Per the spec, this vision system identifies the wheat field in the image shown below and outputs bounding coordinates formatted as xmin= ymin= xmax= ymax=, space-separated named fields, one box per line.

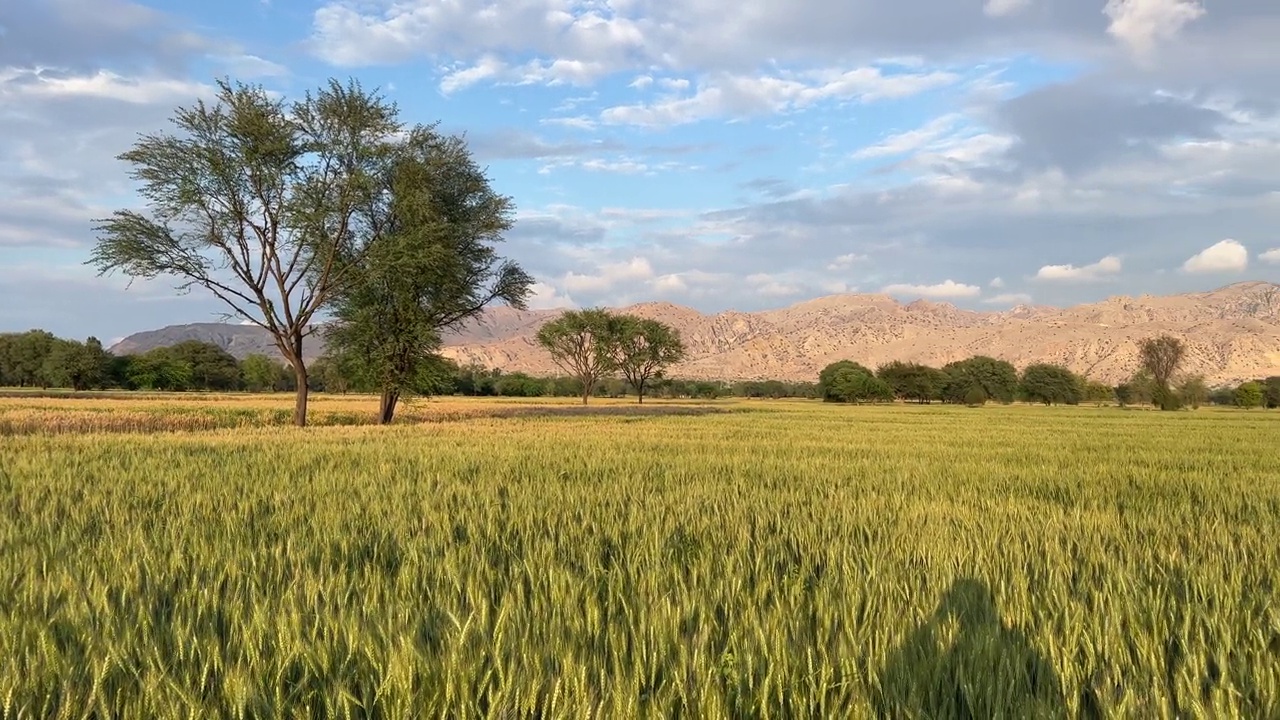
xmin=1 ymin=395 xmax=1278 ymax=718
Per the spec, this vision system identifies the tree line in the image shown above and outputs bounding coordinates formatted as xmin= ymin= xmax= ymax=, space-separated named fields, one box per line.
xmin=0 ymin=326 xmax=810 ymax=400
xmin=815 ymin=335 xmax=1280 ymax=410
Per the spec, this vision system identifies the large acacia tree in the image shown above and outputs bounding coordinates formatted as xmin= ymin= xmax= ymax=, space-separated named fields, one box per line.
xmin=535 ymin=309 xmax=618 ymax=405
xmin=322 ymin=125 xmax=532 ymax=424
xmin=88 ymin=78 xmax=401 ymax=426
xmin=609 ymin=315 xmax=685 ymax=403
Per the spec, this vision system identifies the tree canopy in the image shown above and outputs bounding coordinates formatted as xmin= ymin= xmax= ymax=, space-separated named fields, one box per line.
xmin=321 ymin=125 xmax=532 ymax=424
xmin=535 ymin=309 xmax=619 ymax=405
xmin=609 ymin=316 xmax=686 ymax=403
xmin=88 ymin=78 xmax=405 ymax=426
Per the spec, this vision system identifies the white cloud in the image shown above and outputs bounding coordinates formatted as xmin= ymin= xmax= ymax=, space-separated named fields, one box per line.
xmin=0 ymin=68 xmax=211 ymax=105
xmin=852 ymin=114 xmax=959 ymax=159
xmin=562 ymin=257 xmax=655 ymax=294
xmin=1182 ymin=239 xmax=1248 ymax=274
xmin=628 ymin=75 xmax=653 ymax=90
xmin=989 ymin=277 xmax=1006 ymax=288
xmin=882 ymin=280 xmax=981 ymax=299
xmin=526 ymin=282 xmax=576 ymax=310
xmin=1035 ymin=255 xmax=1123 ymax=282
xmin=600 ymin=67 xmax=957 ymax=127
xmin=1103 ymin=0 xmax=1206 ymax=59
xmin=826 ymin=253 xmax=868 ymax=271
xmin=982 ymin=292 xmax=1033 ymax=305
xmin=1260 ymin=248 xmax=1280 ymax=265
xmin=984 ymin=0 xmax=1032 ymax=17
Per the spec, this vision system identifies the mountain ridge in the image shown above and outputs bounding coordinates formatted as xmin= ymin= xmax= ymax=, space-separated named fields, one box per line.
xmin=107 ymin=281 xmax=1280 ymax=386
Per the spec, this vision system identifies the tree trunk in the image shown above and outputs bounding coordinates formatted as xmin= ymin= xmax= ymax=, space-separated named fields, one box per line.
xmin=581 ymin=382 xmax=590 ymax=405
xmin=379 ymin=389 xmax=399 ymax=425
xmin=292 ymin=363 xmax=309 ymax=427
xmin=637 ymin=380 xmax=644 ymax=404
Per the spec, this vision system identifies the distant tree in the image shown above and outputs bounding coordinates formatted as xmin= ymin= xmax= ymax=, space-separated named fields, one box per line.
xmin=38 ymin=337 xmax=110 ymax=390
xmin=1208 ymin=386 xmax=1237 ymax=406
xmin=818 ymin=360 xmax=874 ymax=402
xmin=829 ymin=366 xmax=894 ymax=404
xmin=877 ymin=361 xmax=945 ymax=403
xmin=128 ymin=349 xmax=194 ymax=391
xmin=0 ymin=330 xmax=57 ymax=387
xmin=535 ymin=308 xmax=618 ymax=405
xmin=941 ymin=356 xmax=1018 ymax=404
xmin=1138 ymin=335 xmax=1186 ymax=411
xmin=240 ymin=354 xmax=282 ymax=392
xmin=321 ymin=125 xmax=532 ymax=424
xmin=1262 ymin=376 xmax=1280 ymax=409
xmin=609 ymin=315 xmax=686 ymax=403
xmin=88 ymin=79 xmax=406 ymax=427
xmin=1235 ymin=381 xmax=1264 ymax=409
xmin=1083 ymin=381 xmax=1115 ymax=405
xmin=165 ymin=341 xmax=241 ymax=391
xmin=1176 ymin=376 xmax=1209 ymax=409
xmin=1019 ymin=364 xmax=1082 ymax=405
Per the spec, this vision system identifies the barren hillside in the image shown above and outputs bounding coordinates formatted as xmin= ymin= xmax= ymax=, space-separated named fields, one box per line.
xmin=111 ymin=281 xmax=1280 ymax=386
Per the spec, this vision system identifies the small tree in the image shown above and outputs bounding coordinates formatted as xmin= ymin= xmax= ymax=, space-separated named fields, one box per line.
xmin=535 ymin=309 xmax=617 ymax=404
xmin=1177 ymin=376 xmax=1209 ymax=409
xmin=1138 ymin=335 xmax=1186 ymax=410
xmin=88 ymin=78 xmax=403 ymax=426
xmin=1235 ymin=381 xmax=1264 ymax=409
xmin=240 ymin=354 xmax=281 ymax=392
xmin=610 ymin=315 xmax=686 ymax=403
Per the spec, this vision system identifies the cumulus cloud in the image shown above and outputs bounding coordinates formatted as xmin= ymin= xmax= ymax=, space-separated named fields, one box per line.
xmin=1182 ymin=239 xmax=1249 ymax=274
xmin=1104 ymin=0 xmax=1206 ymax=59
xmin=525 ymin=282 xmax=576 ymax=309
xmin=1260 ymin=248 xmax=1280 ymax=265
xmin=601 ymin=67 xmax=958 ymax=127
xmin=562 ymin=257 xmax=655 ymax=294
xmin=1035 ymin=255 xmax=1123 ymax=282
xmin=989 ymin=277 xmax=1006 ymax=288
xmin=882 ymin=280 xmax=981 ymax=299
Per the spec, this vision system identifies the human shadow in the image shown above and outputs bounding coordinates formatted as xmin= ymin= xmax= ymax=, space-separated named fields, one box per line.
xmin=874 ymin=578 xmax=1068 ymax=719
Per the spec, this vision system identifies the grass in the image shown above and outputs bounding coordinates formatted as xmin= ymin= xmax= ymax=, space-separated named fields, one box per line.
xmin=1 ymin=398 xmax=1278 ymax=717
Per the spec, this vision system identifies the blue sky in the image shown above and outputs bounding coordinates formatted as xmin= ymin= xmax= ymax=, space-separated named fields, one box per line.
xmin=2 ymin=0 xmax=1279 ymax=344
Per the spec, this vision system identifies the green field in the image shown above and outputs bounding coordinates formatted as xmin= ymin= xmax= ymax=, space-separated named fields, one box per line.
xmin=2 ymin=397 xmax=1279 ymax=717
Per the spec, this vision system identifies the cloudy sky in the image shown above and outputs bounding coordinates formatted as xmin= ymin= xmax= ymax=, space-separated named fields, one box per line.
xmin=2 ymin=0 xmax=1279 ymax=343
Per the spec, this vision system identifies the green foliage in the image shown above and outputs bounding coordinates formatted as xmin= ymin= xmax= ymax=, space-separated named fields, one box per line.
xmin=321 ymin=124 xmax=532 ymax=424
xmin=1235 ymin=381 xmax=1264 ymax=409
xmin=1019 ymin=363 xmax=1082 ymax=405
xmin=1083 ymin=381 xmax=1115 ymax=405
xmin=817 ymin=360 xmax=874 ymax=402
xmin=87 ymin=77 xmax=405 ymax=426
xmin=941 ymin=356 xmax=1018 ymax=404
xmin=5 ymin=403 xmax=1280 ymax=715
xmin=239 ymin=354 xmax=284 ymax=392
xmin=1263 ymin=377 xmax=1280 ymax=409
xmin=828 ymin=366 xmax=894 ymax=404
xmin=0 ymin=330 xmax=57 ymax=387
xmin=165 ymin=341 xmax=241 ymax=391
xmin=964 ymin=385 xmax=988 ymax=407
xmin=876 ymin=361 xmax=946 ymax=403
xmin=1177 ymin=376 xmax=1209 ymax=409
xmin=608 ymin=315 xmax=686 ymax=403
xmin=535 ymin=308 xmax=619 ymax=404
xmin=126 ymin=349 xmax=195 ymax=391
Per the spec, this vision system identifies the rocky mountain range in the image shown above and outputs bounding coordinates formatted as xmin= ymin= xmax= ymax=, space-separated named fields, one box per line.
xmin=108 ymin=281 xmax=1280 ymax=386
